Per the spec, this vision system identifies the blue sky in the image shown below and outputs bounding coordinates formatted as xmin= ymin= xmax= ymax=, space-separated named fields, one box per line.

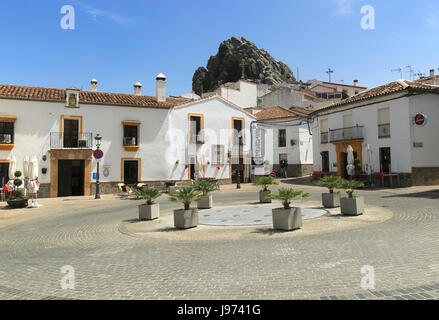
xmin=1 ymin=0 xmax=438 ymax=96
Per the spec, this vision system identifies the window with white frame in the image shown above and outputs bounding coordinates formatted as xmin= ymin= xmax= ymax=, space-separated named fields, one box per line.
xmin=378 ymin=108 xmax=390 ymax=138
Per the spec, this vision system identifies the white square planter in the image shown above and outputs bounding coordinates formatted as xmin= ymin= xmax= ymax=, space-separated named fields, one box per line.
xmin=272 ymin=207 xmax=303 ymax=231
xmin=138 ymin=203 xmax=160 ymax=221
xmin=198 ymin=195 xmax=213 ymax=209
xmin=322 ymin=193 xmax=341 ymax=208
xmin=340 ymin=197 xmax=364 ymax=216
xmin=174 ymin=208 xmax=199 ymax=229
xmin=259 ymin=190 xmax=272 ymax=203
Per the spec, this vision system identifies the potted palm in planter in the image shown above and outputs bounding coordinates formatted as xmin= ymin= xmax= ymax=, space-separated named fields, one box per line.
xmin=169 ymin=187 xmax=204 ymax=229
xmin=194 ymin=180 xmax=217 ymax=209
xmin=136 ymin=187 xmax=161 ymax=220
xmin=7 ymin=171 xmax=29 ymax=209
xmin=253 ymin=176 xmax=278 ymax=203
xmin=314 ymin=176 xmax=343 ymax=208
xmin=340 ymin=179 xmax=365 ymax=216
xmin=267 ymin=188 xmax=310 ymax=231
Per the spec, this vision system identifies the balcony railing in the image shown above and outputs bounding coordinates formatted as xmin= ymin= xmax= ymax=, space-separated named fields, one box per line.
xmin=0 ymin=133 xmax=13 ymax=144
xmin=378 ymin=124 xmax=391 ymax=138
xmin=123 ymin=137 xmax=138 ymax=146
xmin=50 ymin=132 xmax=93 ymax=149
xmin=329 ymin=125 xmax=364 ymax=142
xmin=321 ymin=132 xmax=329 ymax=144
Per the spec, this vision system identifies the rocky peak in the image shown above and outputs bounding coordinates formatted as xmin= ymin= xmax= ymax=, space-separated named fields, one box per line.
xmin=192 ymin=37 xmax=295 ymax=95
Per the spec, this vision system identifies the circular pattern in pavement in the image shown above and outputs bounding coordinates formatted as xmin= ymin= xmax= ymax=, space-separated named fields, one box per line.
xmin=198 ymin=204 xmax=328 ymax=226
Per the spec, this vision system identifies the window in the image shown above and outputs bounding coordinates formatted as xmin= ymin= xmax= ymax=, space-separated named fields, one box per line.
xmin=0 ymin=122 xmax=14 ymax=144
xmin=123 ymin=125 xmax=139 ymax=146
xmin=378 ymin=108 xmax=390 ymax=138
xmin=278 ymin=129 xmax=286 ymax=148
xmin=190 ymin=115 xmax=204 ymax=144
xmin=0 ymin=162 xmax=9 ymax=185
xmin=212 ymin=145 xmax=225 ymax=165
xmin=233 ymin=119 xmax=244 ymax=145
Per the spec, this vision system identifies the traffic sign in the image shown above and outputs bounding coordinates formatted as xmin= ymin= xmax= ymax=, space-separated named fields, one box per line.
xmin=93 ymin=149 xmax=104 ymax=160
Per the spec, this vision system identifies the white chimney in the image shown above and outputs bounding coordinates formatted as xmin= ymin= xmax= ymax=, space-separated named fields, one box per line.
xmin=430 ymin=69 xmax=435 ymax=77
xmin=156 ymin=73 xmax=167 ymax=103
xmin=134 ymin=82 xmax=142 ymax=96
xmin=353 ymin=80 xmax=359 ymax=87
xmin=91 ymin=79 xmax=98 ymax=92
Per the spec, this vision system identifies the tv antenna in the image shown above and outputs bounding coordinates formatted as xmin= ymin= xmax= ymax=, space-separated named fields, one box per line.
xmin=391 ymin=67 xmax=402 ymax=79
xmin=405 ymin=65 xmax=414 ymax=80
xmin=325 ymin=68 xmax=334 ymax=83
xmin=415 ymin=72 xmax=425 ymax=79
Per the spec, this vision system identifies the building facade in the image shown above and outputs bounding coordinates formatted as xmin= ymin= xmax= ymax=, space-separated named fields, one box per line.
xmin=310 ymin=80 xmax=439 ymax=186
xmin=0 ymin=75 xmax=255 ymax=198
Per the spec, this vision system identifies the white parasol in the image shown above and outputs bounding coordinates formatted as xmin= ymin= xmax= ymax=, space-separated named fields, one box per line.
xmin=366 ymin=144 xmax=372 ymax=175
xmin=29 ymin=156 xmax=39 ymax=180
xmin=23 ymin=156 xmax=30 ymax=179
xmin=346 ymin=145 xmax=355 ymax=177
xmin=195 ymin=154 xmax=203 ymax=180
xmin=8 ymin=155 xmax=16 ymax=180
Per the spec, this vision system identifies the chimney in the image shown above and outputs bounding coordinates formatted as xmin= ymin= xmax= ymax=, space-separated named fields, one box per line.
xmin=156 ymin=73 xmax=167 ymax=103
xmin=353 ymin=80 xmax=359 ymax=87
xmin=430 ymin=69 xmax=435 ymax=77
xmin=91 ymin=79 xmax=98 ymax=92
xmin=134 ymin=82 xmax=142 ymax=96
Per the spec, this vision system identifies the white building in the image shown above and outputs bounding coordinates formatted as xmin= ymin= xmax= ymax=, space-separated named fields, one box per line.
xmin=310 ymin=79 xmax=439 ymax=186
xmin=0 ymin=75 xmax=255 ymax=198
xmin=252 ymin=106 xmax=314 ymax=178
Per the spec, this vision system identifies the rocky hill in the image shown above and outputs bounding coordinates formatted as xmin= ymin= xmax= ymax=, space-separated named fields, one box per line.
xmin=192 ymin=37 xmax=295 ymax=95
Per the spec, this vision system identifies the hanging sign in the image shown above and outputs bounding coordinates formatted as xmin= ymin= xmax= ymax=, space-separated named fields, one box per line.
xmin=93 ymin=149 xmax=104 ymax=160
xmin=414 ymin=113 xmax=427 ymax=126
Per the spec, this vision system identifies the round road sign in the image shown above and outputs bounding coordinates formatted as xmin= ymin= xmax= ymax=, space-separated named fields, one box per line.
xmin=93 ymin=149 xmax=104 ymax=160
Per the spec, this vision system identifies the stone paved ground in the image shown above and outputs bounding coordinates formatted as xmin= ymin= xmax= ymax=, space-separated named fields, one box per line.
xmin=0 ymin=180 xmax=438 ymax=300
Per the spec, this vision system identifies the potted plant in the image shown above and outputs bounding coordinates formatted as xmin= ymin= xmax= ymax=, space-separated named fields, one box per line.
xmin=340 ymin=179 xmax=365 ymax=216
xmin=194 ymin=180 xmax=217 ymax=209
xmin=314 ymin=176 xmax=343 ymax=208
xmin=267 ymin=188 xmax=310 ymax=231
xmin=136 ymin=187 xmax=161 ymax=220
xmin=169 ymin=187 xmax=204 ymax=229
xmin=253 ymin=176 xmax=278 ymax=203
xmin=7 ymin=171 xmax=29 ymax=209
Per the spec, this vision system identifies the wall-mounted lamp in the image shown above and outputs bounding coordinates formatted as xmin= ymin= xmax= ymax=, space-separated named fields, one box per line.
xmin=175 ymin=160 xmax=180 ymax=165
xmin=42 ymin=168 xmax=48 ymax=175
xmin=42 ymin=155 xmax=47 ymax=162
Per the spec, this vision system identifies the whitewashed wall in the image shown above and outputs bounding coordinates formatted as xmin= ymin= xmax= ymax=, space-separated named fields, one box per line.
xmin=216 ymin=81 xmax=258 ymax=108
xmin=312 ymin=94 xmax=412 ymax=174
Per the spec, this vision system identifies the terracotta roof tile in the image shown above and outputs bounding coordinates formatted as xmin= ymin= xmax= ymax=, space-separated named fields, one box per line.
xmin=0 ymin=84 xmax=192 ymax=108
xmin=310 ymin=80 xmax=439 ymax=115
xmin=256 ymin=107 xmax=298 ymax=121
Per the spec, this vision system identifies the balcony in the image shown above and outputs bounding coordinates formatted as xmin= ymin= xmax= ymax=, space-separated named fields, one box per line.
xmin=321 ymin=132 xmax=329 ymax=144
xmin=329 ymin=125 xmax=364 ymax=143
xmin=50 ymin=132 xmax=93 ymax=149
xmin=378 ymin=124 xmax=391 ymax=138
xmin=123 ymin=137 xmax=140 ymax=152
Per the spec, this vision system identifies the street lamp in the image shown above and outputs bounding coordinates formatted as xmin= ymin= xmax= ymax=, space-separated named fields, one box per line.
xmin=237 ymin=135 xmax=242 ymax=189
xmin=95 ymin=134 xmax=102 ymax=199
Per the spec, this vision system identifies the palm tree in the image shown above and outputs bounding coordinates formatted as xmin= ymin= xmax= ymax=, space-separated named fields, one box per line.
xmin=253 ymin=176 xmax=278 ymax=192
xmin=314 ymin=176 xmax=343 ymax=194
xmin=169 ymin=187 xmax=204 ymax=210
xmin=340 ymin=179 xmax=364 ymax=198
xmin=193 ymin=180 xmax=217 ymax=196
xmin=136 ymin=187 xmax=161 ymax=205
xmin=267 ymin=188 xmax=310 ymax=209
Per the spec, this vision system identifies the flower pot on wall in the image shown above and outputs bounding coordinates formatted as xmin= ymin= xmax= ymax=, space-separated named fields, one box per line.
xmin=272 ymin=207 xmax=303 ymax=231
xmin=138 ymin=203 xmax=160 ymax=221
xmin=174 ymin=208 xmax=199 ymax=229
xmin=197 ymin=195 xmax=213 ymax=209
xmin=259 ymin=190 xmax=272 ymax=203
xmin=322 ymin=193 xmax=341 ymax=208
xmin=340 ymin=197 xmax=364 ymax=216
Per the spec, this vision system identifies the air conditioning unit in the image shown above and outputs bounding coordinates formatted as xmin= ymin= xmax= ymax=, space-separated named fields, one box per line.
xmin=124 ymin=137 xmax=136 ymax=146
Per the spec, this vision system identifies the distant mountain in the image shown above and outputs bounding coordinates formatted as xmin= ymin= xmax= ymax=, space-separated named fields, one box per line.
xmin=192 ymin=37 xmax=295 ymax=95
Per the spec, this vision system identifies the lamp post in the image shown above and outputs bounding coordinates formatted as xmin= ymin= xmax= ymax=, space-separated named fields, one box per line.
xmin=95 ymin=134 xmax=102 ymax=199
xmin=237 ymin=135 xmax=242 ymax=189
